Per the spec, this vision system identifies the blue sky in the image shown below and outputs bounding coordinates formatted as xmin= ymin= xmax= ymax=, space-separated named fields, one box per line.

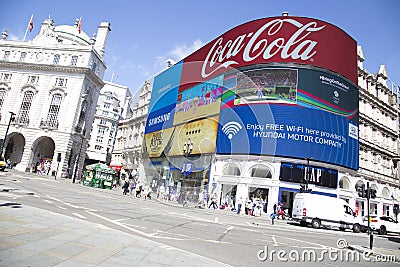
xmin=1 ymin=0 xmax=399 ymax=98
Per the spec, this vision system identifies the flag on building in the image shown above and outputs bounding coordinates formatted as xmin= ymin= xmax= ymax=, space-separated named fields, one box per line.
xmin=28 ymin=15 xmax=34 ymax=32
xmin=78 ymin=17 xmax=82 ymax=34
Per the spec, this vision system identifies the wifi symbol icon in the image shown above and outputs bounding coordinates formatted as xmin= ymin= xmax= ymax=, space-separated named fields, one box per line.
xmin=222 ymin=121 xmax=242 ymax=140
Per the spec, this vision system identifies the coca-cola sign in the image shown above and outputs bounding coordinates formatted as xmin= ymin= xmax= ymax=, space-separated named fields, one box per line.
xmin=180 ymin=16 xmax=357 ymax=92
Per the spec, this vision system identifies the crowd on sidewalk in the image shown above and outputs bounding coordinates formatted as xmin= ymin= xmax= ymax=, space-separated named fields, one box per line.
xmin=111 ymin=179 xmax=290 ymax=222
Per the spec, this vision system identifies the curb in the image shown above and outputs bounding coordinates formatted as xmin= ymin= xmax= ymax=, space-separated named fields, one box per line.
xmin=348 ymin=245 xmax=400 ymax=262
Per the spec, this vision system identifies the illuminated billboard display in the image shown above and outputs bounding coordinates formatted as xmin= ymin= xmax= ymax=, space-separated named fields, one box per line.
xmin=216 ymin=66 xmax=359 ymax=169
xmin=180 ymin=16 xmax=357 ymax=92
xmin=144 ymin=15 xmax=358 ymax=170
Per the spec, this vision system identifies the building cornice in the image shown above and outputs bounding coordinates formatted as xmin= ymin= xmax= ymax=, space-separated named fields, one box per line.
xmin=0 ymin=61 xmax=104 ymax=87
xmin=359 ymin=114 xmax=398 ymax=138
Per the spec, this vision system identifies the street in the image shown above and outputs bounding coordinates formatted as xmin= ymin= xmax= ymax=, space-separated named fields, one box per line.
xmin=1 ymin=169 xmax=399 ymax=266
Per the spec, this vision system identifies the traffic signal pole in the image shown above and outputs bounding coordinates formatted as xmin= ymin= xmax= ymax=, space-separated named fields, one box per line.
xmin=366 ymin=181 xmax=373 ymax=250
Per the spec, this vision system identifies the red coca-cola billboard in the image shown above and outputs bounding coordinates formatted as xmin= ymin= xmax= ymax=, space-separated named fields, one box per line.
xmin=180 ymin=16 xmax=357 ymax=92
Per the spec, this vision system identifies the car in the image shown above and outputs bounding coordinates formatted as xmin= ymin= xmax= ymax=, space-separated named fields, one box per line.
xmin=364 ymin=215 xmax=400 ymax=235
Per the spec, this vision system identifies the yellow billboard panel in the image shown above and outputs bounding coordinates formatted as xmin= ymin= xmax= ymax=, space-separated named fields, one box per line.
xmin=168 ymin=116 xmax=219 ymax=156
xmin=144 ymin=128 xmax=174 ymax=158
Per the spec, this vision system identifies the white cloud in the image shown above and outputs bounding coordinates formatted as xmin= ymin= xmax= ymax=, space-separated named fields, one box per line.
xmin=168 ymin=39 xmax=204 ymax=61
xmin=153 ymin=38 xmax=204 ymax=71
xmin=7 ymin=33 xmax=22 ymax=41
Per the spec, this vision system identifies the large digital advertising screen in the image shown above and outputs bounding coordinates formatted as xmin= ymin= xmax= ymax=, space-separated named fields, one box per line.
xmin=180 ymin=16 xmax=357 ymax=92
xmin=216 ymin=66 xmax=359 ymax=169
xmin=143 ymin=15 xmax=359 ymax=170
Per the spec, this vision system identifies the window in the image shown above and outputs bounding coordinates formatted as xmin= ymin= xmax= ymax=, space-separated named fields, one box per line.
xmin=91 ymin=62 xmax=97 ymax=72
xmin=251 ymin=165 xmax=272 ymax=178
xmin=45 ymin=93 xmax=62 ymax=127
xmin=96 ymin=136 xmax=103 ymax=143
xmin=3 ymin=51 xmax=10 ymax=60
xmin=27 ymin=75 xmax=39 ymax=84
xmin=100 ymin=119 xmax=107 ymax=125
xmin=0 ymin=73 xmax=12 ymax=82
xmin=20 ymin=52 xmax=27 ymax=62
xmin=106 ymin=95 xmax=111 ymax=100
xmin=102 ymin=111 xmax=109 ymax=116
xmin=17 ymin=90 xmax=34 ymax=124
xmin=98 ymin=127 xmax=105 ymax=134
xmin=55 ymin=78 xmax=67 ymax=87
xmin=53 ymin=54 xmax=60 ymax=64
xmin=104 ymin=103 xmax=110 ymax=109
xmin=223 ymin=164 xmax=241 ymax=176
xmin=70 ymin=55 xmax=78 ymax=66
xmin=95 ymin=145 xmax=102 ymax=150
xmin=0 ymin=89 xmax=6 ymax=111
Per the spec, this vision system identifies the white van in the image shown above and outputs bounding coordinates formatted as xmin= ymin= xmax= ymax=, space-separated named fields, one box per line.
xmin=292 ymin=193 xmax=365 ymax=233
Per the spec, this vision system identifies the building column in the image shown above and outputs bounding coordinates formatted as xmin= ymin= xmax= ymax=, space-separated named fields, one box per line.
xmin=14 ymin=142 xmax=34 ymax=172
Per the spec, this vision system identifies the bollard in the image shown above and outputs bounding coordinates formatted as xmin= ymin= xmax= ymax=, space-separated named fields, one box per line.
xmin=369 ymin=232 xmax=373 ymax=250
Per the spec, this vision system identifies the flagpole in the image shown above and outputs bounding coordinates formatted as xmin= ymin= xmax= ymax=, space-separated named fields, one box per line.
xmin=111 ymin=70 xmax=115 ymax=83
xmin=23 ymin=14 xmax=33 ymax=42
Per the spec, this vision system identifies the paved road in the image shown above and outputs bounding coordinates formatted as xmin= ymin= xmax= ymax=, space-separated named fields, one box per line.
xmin=1 ymin=169 xmax=399 ymax=266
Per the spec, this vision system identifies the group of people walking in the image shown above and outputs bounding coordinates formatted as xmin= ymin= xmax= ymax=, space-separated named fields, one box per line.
xmin=121 ymin=179 xmax=152 ymax=199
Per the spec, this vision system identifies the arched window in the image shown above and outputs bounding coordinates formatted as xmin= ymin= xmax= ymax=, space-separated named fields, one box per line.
xmin=339 ymin=177 xmax=350 ymax=190
xmin=45 ymin=93 xmax=62 ymax=127
xmin=382 ymin=187 xmax=390 ymax=199
xmin=222 ymin=164 xmax=241 ymax=176
xmin=17 ymin=90 xmax=34 ymax=124
xmin=250 ymin=164 xmax=272 ymax=178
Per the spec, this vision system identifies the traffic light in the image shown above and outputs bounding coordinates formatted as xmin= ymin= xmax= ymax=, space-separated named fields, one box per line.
xmin=299 ymin=185 xmax=312 ymax=193
xmin=300 ymin=185 xmax=305 ymax=193
xmin=357 ymin=184 xmax=366 ymax=198
xmin=370 ymin=189 xmax=377 ymax=199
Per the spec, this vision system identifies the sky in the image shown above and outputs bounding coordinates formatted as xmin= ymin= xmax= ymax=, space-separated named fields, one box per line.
xmin=1 ymin=0 xmax=399 ymax=99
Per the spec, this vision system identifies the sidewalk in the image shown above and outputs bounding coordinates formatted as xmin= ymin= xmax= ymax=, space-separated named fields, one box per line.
xmin=0 ymin=169 xmax=230 ymax=266
xmin=0 ymin=198 xmax=230 ymax=267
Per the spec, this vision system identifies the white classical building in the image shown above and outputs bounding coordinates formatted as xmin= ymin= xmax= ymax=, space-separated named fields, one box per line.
xmin=86 ymin=81 xmax=132 ymax=164
xmin=336 ymin=46 xmax=400 ymax=217
xmin=111 ymin=80 xmax=152 ymax=179
xmin=0 ymin=18 xmax=111 ymax=180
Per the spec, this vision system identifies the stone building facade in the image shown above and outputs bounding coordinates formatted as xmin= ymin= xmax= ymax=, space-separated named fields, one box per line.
xmin=0 ymin=18 xmax=111 ymax=180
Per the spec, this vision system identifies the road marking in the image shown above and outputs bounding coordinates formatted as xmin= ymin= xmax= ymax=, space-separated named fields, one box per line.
xmin=43 ymin=199 xmax=53 ymax=203
xmin=72 ymin=212 xmax=86 ymax=219
xmin=87 ymin=211 xmax=153 ymax=237
xmin=57 ymin=206 xmax=67 ymax=210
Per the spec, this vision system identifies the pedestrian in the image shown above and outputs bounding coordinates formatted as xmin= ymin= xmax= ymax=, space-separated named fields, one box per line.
xmin=237 ymin=196 xmax=243 ymax=214
xmin=135 ymin=182 xmax=142 ymax=198
xmin=270 ymin=212 xmax=275 ymax=225
xmin=129 ymin=180 xmax=135 ymax=195
xmin=122 ymin=180 xmax=129 ymax=195
xmin=208 ymin=193 xmax=218 ymax=209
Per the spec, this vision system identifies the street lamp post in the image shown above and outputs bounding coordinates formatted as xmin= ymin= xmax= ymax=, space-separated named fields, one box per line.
xmin=0 ymin=112 xmax=16 ymax=159
xmin=180 ymin=138 xmax=193 ymax=203
xmin=303 ymin=157 xmax=311 ymax=193
xmin=72 ymin=131 xmax=85 ymax=183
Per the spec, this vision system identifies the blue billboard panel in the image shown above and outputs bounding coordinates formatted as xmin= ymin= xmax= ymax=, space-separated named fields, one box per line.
xmin=149 ymin=61 xmax=183 ymax=113
xmin=216 ymin=104 xmax=359 ymax=169
xmin=145 ymin=104 xmax=176 ymax=134
xmin=145 ymin=61 xmax=182 ymax=134
xmin=146 ymin=61 xmax=183 ymax=134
